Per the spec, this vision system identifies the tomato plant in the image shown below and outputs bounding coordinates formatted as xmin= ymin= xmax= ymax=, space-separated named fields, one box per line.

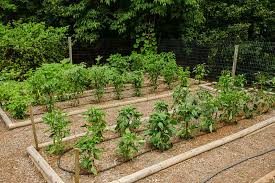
xmin=42 ymin=109 xmax=71 ymax=154
xmin=115 ymin=106 xmax=143 ymax=135
xmin=83 ymin=107 xmax=107 ymax=142
xmin=117 ymin=129 xmax=144 ymax=160
xmin=130 ymin=70 xmax=144 ymax=97
xmin=145 ymin=112 xmax=176 ymax=151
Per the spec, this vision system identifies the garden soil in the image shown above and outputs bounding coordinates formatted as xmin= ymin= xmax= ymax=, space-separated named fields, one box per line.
xmin=0 ymin=84 xmax=274 ymax=183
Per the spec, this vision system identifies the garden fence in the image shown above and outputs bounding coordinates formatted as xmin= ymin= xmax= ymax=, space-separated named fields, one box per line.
xmin=71 ymin=39 xmax=275 ymax=82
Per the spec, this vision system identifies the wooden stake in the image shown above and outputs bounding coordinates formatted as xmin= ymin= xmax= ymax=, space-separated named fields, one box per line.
xmin=232 ymin=45 xmax=239 ymax=77
xmin=68 ymin=37 xmax=73 ymax=64
xmin=30 ymin=106 xmax=39 ymax=150
xmin=74 ymin=148 xmax=80 ymax=183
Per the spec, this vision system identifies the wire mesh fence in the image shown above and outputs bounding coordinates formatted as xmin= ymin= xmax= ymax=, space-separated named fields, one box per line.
xmin=71 ymin=39 xmax=275 ymax=82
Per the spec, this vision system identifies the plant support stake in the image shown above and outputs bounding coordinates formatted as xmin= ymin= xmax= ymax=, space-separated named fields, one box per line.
xmin=74 ymin=148 xmax=80 ymax=183
xmin=232 ymin=45 xmax=239 ymax=77
xmin=30 ymin=106 xmax=39 ymax=150
xmin=68 ymin=37 xmax=73 ymax=64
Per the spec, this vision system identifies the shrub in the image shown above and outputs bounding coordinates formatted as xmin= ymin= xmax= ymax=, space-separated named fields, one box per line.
xmin=43 ymin=109 xmax=71 ymax=154
xmin=117 ymin=129 xmax=144 ymax=160
xmin=0 ymin=22 xmax=67 ymax=80
xmin=115 ymin=106 xmax=143 ymax=135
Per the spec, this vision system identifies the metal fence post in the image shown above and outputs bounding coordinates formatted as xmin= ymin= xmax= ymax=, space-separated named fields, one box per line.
xmin=232 ymin=45 xmax=239 ymax=77
xmin=68 ymin=37 xmax=73 ymax=64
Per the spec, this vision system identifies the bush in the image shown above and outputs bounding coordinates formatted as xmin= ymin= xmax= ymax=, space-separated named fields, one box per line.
xmin=0 ymin=22 xmax=67 ymax=80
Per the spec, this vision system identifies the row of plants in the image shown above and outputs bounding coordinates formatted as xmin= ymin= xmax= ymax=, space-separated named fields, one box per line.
xmin=42 ymin=72 xmax=275 ymax=175
xmin=0 ymin=51 xmax=209 ymax=120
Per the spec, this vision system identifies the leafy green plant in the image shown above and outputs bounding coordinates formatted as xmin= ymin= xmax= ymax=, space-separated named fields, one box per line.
xmin=110 ymin=70 xmax=126 ymax=99
xmin=145 ymin=112 xmax=176 ymax=151
xmin=154 ymin=100 xmax=169 ymax=113
xmin=115 ymin=106 xmax=143 ymax=135
xmin=6 ymin=95 xmax=31 ymax=119
xmin=107 ymin=54 xmax=129 ymax=74
xmin=178 ymin=67 xmax=190 ymax=87
xmin=88 ymin=65 xmax=111 ymax=101
xmin=174 ymin=94 xmax=199 ymax=139
xmin=117 ymin=129 xmax=144 ymax=160
xmin=83 ymin=107 xmax=107 ymax=142
xmin=43 ymin=109 xmax=71 ymax=155
xmin=130 ymin=70 xmax=144 ymax=97
xmin=161 ymin=53 xmax=178 ymax=89
xmin=193 ymin=63 xmax=208 ymax=83
xmin=254 ymin=71 xmax=270 ymax=90
xmin=197 ymin=91 xmax=218 ymax=133
xmin=129 ymin=52 xmax=144 ymax=71
xmin=144 ymin=54 xmax=165 ymax=91
xmin=75 ymin=135 xmax=102 ymax=174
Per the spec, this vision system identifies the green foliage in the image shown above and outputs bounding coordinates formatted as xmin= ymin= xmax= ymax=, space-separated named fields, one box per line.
xmin=115 ymin=106 xmax=143 ymax=135
xmin=88 ymin=65 xmax=111 ymax=101
xmin=27 ymin=61 xmax=74 ymax=110
xmin=144 ymin=54 xmax=165 ymax=91
xmin=130 ymin=70 xmax=144 ymax=97
xmin=0 ymin=22 xmax=67 ymax=80
xmin=174 ymin=93 xmax=199 ymax=139
xmin=75 ymin=135 xmax=102 ymax=175
xmin=128 ymin=52 xmax=144 ymax=71
xmin=154 ymin=101 xmax=169 ymax=113
xmin=0 ymin=81 xmax=31 ymax=119
xmin=254 ymin=72 xmax=270 ymax=90
xmin=145 ymin=112 xmax=175 ymax=151
xmin=43 ymin=109 xmax=71 ymax=155
xmin=117 ymin=129 xmax=144 ymax=160
xmin=177 ymin=67 xmax=191 ymax=87
xmin=110 ymin=70 xmax=126 ymax=100
xmin=83 ymin=107 xmax=107 ymax=142
xmin=107 ymin=54 xmax=130 ymax=74
xmin=198 ymin=91 xmax=218 ymax=133
xmin=193 ymin=64 xmax=208 ymax=83
xmin=161 ymin=53 xmax=178 ymax=89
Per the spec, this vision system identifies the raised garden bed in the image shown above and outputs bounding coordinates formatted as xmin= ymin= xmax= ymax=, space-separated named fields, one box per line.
xmin=27 ymin=110 xmax=275 ymax=183
xmin=1 ymin=78 xmax=202 ymax=129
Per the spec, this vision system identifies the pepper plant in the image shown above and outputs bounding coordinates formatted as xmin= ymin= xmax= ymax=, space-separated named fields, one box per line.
xmin=161 ymin=54 xmax=178 ymax=89
xmin=117 ymin=129 xmax=144 ymax=160
xmin=193 ymin=64 xmax=208 ymax=83
xmin=145 ymin=112 xmax=176 ymax=151
xmin=115 ymin=106 xmax=143 ymax=135
xmin=154 ymin=100 xmax=169 ymax=113
xmin=43 ymin=109 xmax=71 ymax=154
xmin=75 ymin=135 xmax=102 ymax=175
xmin=130 ymin=70 xmax=144 ymax=97
xmin=110 ymin=70 xmax=126 ymax=99
xmin=174 ymin=94 xmax=199 ymax=139
xmin=88 ymin=65 xmax=111 ymax=101
xmin=83 ymin=107 xmax=107 ymax=142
